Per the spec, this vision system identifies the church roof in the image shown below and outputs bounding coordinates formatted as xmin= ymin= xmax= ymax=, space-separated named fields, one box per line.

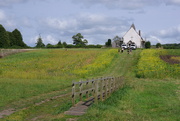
xmin=131 ymin=23 xmax=136 ymax=30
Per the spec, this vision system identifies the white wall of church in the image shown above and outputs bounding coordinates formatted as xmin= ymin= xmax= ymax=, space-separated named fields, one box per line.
xmin=123 ymin=28 xmax=142 ymax=48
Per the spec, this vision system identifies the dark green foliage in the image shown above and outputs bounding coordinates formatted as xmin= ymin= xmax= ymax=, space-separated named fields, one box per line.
xmin=7 ymin=31 xmax=16 ymax=46
xmin=56 ymin=41 xmax=63 ymax=48
xmin=12 ymin=29 xmax=27 ymax=47
xmin=62 ymin=41 xmax=67 ymax=48
xmin=163 ymin=43 xmax=180 ymax=49
xmin=105 ymin=39 xmax=112 ymax=47
xmin=72 ymin=33 xmax=88 ymax=45
xmin=0 ymin=24 xmax=27 ymax=48
xmin=156 ymin=43 xmax=161 ymax=48
xmin=46 ymin=43 xmax=55 ymax=48
xmin=35 ymin=36 xmax=45 ymax=48
xmin=145 ymin=41 xmax=151 ymax=49
xmin=0 ymin=24 xmax=10 ymax=48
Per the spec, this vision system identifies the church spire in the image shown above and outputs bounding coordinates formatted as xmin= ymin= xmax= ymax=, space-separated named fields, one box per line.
xmin=131 ymin=23 xmax=136 ymax=30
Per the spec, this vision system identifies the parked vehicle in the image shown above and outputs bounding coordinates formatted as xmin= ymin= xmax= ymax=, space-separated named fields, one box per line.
xmin=121 ymin=44 xmax=127 ymax=49
xmin=130 ymin=44 xmax=136 ymax=50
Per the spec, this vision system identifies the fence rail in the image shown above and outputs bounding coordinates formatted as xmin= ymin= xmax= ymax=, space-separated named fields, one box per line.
xmin=72 ymin=76 xmax=124 ymax=106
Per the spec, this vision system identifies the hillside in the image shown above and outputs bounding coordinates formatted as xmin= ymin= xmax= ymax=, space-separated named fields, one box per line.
xmin=0 ymin=49 xmax=179 ymax=121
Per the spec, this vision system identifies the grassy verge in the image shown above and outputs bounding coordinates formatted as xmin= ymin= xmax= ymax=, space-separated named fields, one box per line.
xmin=78 ymin=49 xmax=180 ymax=121
xmin=1 ymin=49 xmax=141 ymax=120
xmin=79 ymin=78 xmax=180 ymax=121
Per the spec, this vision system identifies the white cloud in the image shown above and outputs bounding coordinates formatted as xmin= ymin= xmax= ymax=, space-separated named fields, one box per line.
xmin=157 ymin=25 xmax=180 ymax=40
xmin=44 ymin=35 xmax=58 ymax=45
xmin=71 ymin=0 xmax=164 ymax=9
xmin=0 ymin=10 xmax=6 ymax=21
xmin=0 ymin=0 xmax=26 ymax=7
xmin=148 ymin=35 xmax=163 ymax=45
xmin=38 ymin=13 xmax=131 ymax=45
xmin=71 ymin=0 xmax=180 ymax=10
xmin=166 ymin=0 xmax=180 ymax=5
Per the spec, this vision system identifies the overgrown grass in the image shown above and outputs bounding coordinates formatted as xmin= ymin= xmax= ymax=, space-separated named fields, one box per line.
xmin=1 ymin=49 xmax=179 ymax=121
xmin=0 ymin=49 xmax=118 ymax=111
xmin=79 ymin=78 xmax=180 ymax=121
xmin=136 ymin=49 xmax=180 ymax=79
xmin=78 ymin=49 xmax=180 ymax=121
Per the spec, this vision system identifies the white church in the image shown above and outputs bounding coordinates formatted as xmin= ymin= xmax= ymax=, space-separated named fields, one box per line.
xmin=112 ymin=24 xmax=145 ymax=48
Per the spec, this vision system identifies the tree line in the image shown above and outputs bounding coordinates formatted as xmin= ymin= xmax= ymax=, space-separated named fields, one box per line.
xmin=35 ymin=33 xmax=102 ymax=48
xmin=0 ymin=24 xmax=28 ymax=48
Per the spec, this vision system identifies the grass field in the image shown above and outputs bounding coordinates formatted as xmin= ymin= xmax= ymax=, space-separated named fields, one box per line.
xmin=0 ymin=48 xmax=179 ymax=121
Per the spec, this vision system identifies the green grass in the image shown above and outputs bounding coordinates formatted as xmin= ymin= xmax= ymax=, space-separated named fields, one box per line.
xmin=0 ymin=49 xmax=179 ymax=121
xmin=79 ymin=78 xmax=180 ymax=121
xmin=78 ymin=49 xmax=180 ymax=121
xmin=0 ymin=49 xmax=109 ymax=110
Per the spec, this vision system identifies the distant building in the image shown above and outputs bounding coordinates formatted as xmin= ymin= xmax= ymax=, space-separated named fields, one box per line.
xmin=112 ymin=24 xmax=145 ymax=48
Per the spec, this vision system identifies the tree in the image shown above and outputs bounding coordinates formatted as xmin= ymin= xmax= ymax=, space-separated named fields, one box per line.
xmin=113 ymin=35 xmax=123 ymax=47
xmin=46 ymin=43 xmax=54 ymax=48
xmin=156 ymin=43 xmax=161 ymax=48
xmin=145 ymin=41 xmax=151 ymax=49
xmin=0 ymin=24 xmax=10 ymax=48
xmin=62 ymin=42 xmax=67 ymax=47
xmin=12 ymin=29 xmax=27 ymax=47
xmin=105 ymin=39 xmax=112 ymax=47
xmin=7 ymin=31 xmax=16 ymax=47
xmin=72 ymin=33 xmax=88 ymax=45
xmin=56 ymin=40 xmax=63 ymax=48
xmin=35 ymin=35 xmax=45 ymax=48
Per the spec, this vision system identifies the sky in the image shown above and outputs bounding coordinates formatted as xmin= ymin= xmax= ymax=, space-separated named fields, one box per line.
xmin=0 ymin=0 xmax=180 ymax=47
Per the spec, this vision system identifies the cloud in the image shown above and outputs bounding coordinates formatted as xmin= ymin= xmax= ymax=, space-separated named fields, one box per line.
xmin=147 ymin=25 xmax=180 ymax=45
xmin=71 ymin=0 xmax=163 ymax=9
xmin=159 ymin=26 xmax=180 ymax=38
xmin=0 ymin=10 xmax=6 ymax=21
xmin=166 ymin=0 xmax=180 ymax=6
xmin=71 ymin=0 xmax=180 ymax=10
xmin=39 ymin=13 xmax=131 ymax=45
xmin=0 ymin=0 xmax=26 ymax=7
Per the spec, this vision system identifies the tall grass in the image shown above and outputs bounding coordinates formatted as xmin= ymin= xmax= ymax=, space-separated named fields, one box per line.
xmin=136 ymin=49 xmax=180 ymax=79
xmin=79 ymin=78 xmax=180 ymax=121
xmin=0 ymin=49 xmax=118 ymax=110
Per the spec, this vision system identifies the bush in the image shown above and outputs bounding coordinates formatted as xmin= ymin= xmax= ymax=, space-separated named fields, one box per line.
xmin=145 ymin=41 xmax=151 ymax=49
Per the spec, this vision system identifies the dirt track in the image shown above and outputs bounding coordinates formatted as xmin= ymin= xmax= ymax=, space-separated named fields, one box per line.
xmin=0 ymin=49 xmax=34 ymax=58
xmin=160 ymin=55 xmax=180 ymax=64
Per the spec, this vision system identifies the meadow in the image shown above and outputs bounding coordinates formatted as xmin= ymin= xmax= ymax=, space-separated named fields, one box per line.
xmin=0 ymin=48 xmax=179 ymax=121
xmin=0 ymin=49 xmax=118 ymax=111
xmin=136 ymin=49 xmax=180 ymax=79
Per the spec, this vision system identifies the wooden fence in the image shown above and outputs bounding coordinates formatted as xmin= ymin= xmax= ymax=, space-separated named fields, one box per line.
xmin=72 ymin=76 xmax=124 ymax=106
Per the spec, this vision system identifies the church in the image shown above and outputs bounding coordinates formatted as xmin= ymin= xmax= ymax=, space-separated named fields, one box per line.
xmin=112 ymin=24 xmax=145 ymax=48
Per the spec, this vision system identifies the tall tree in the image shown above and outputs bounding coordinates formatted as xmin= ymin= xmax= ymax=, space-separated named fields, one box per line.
xmin=62 ymin=41 xmax=67 ymax=47
xmin=72 ymin=33 xmax=88 ymax=45
xmin=0 ymin=24 xmax=10 ymax=48
xmin=12 ymin=29 xmax=27 ymax=47
xmin=35 ymin=35 xmax=45 ymax=48
xmin=105 ymin=39 xmax=112 ymax=47
xmin=7 ymin=31 xmax=16 ymax=47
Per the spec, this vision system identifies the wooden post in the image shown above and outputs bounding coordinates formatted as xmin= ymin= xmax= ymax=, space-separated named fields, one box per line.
xmin=113 ymin=77 xmax=116 ymax=92
xmin=92 ymin=78 xmax=95 ymax=100
xmin=108 ymin=78 xmax=111 ymax=96
xmin=100 ymin=77 xmax=103 ymax=101
xmin=94 ymin=79 xmax=98 ymax=103
xmin=104 ymin=78 xmax=108 ymax=99
xmin=72 ymin=81 xmax=75 ymax=106
xmin=86 ymin=79 xmax=89 ymax=99
xmin=79 ymin=80 xmax=82 ymax=101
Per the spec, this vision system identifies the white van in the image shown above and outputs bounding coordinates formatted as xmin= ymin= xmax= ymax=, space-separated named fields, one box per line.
xmin=121 ymin=44 xmax=127 ymax=49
